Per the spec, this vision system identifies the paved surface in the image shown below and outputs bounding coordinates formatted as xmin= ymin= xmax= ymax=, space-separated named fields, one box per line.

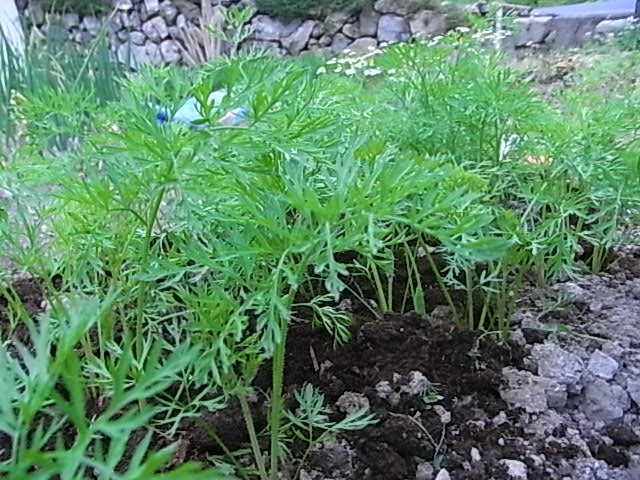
xmin=531 ymin=0 xmax=636 ymax=18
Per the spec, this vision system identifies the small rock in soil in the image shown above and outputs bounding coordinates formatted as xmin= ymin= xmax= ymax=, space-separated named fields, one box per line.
xmin=470 ymin=447 xmax=482 ymax=463
xmin=587 ymin=350 xmax=620 ymax=380
xmin=582 ymin=379 xmax=630 ymax=422
xmin=434 ymin=468 xmax=451 ymax=480
xmin=501 ymin=367 xmax=567 ymax=412
xmin=433 ymin=405 xmax=451 ymax=424
xmin=532 ymin=343 xmax=584 ymax=390
xmin=626 ymin=378 xmax=640 ymax=406
xmin=415 ymin=462 xmax=434 ymax=480
xmin=499 ymin=458 xmax=528 ymax=479
xmin=335 ymin=391 xmax=370 ymax=413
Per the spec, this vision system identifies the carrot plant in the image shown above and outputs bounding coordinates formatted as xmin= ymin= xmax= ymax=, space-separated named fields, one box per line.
xmin=2 ymin=22 xmax=640 ymax=479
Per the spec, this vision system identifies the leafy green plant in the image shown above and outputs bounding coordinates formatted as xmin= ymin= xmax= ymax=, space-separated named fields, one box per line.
xmin=39 ymin=0 xmax=111 ymax=15
xmin=0 ymin=293 xmax=223 ymax=479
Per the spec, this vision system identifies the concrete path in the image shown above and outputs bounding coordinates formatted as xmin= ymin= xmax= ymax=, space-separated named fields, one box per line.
xmin=531 ymin=0 xmax=636 ymax=18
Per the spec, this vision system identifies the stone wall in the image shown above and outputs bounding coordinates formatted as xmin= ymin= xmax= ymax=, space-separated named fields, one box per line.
xmin=16 ymin=0 xmax=451 ymax=66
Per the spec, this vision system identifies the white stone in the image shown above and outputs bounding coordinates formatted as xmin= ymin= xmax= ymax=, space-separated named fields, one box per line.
xmin=471 ymin=447 xmax=482 ymax=463
xmin=434 ymin=469 xmax=451 ymax=480
xmin=499 ymin=459 xmax=528 ymax=479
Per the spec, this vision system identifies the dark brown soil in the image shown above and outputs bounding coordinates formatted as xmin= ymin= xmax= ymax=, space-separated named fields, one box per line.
xmin=0 ymin=275 xmax=581 ymax=479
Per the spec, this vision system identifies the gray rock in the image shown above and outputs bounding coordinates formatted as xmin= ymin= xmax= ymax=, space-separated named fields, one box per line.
xmin=82 ymin=16 xmax=102 ymax=36
xmin=160 ymin=39 xmax=181 ymax=63
xmin=28 ymin=3 xmax=45 ymax=25
xmin=145 ymin=41 xmax=163 ymax=65
xmin=122 ymin=11 xmax=142 ymax=30
xmin=117 ymin=29 xmax=130 ymax=42
xmin=142 ymin=17 xmax=169 ymax=42
xmin=144 ymin=0 xmax=160 ymax=16
xmin=324 ymin=11 xmax=352 ymax=37
xmin=377 ymin=14 xmax=410 ymax=43
xmin=252 ymin=15 xmax=301 ymax=41
xmin=582 ymin=379 xmax=630 ymax=422
xmin=587 ymin=350 xmax=619 ymax=380
xmin=176 ymin=13 xmax=187 ymax=30
xmin=513 ymin=16 xmax=553 ymax=46
xmin=243 ymin=40 xmax=285 ymax=56
xmin=359 ymin=7 xmax=380 ymax=37
xmin=130 ymin=31 xmax=147 ymax=45
xmin=282 ymin=20 xmax=315 ymax=55
xmin=434 ymin=469 xmax=451 ymax=480
xmin=61 ymin=13 xmax=80 ymax=29
xmin=501 ymin=367 xmax=567 ymax=413
xmin=311 ymin=22 xmax=324 ymax=38
xmin=499 ymin=459 xmax=528 ymax=479
xmin=409 ymin=10 xmax=445 ymax=39
xmin=115 ymin=0 xmax=133 ymax=10
xmin=318 ymin=35 xmax=332 ymax=47
xmin=415 ymin=462 xmax=434 ymax=480
xmin=342 ymin=22 xmax=359 ymax=39
xmin=348 ymin=37 xmax=378 ymax=54
xmin=117 ymin=42 xmax=148 ymax=67
xmin=160 ymin=2 xmax=179 ymax=25
xmin=595 ymin=17 xmax=634 ymax=35
xmin=331 ymin=33 xmax=352 ymax=52
xmin=627 ymin=378 xmax=640 ymax=406
xmin=532 ymin=343 xmax=584 ymax=389
xmin=374 ymin=0 xmax=423 ymax=15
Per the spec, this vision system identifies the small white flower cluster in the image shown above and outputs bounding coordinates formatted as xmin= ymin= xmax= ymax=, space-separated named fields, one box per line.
xmin=316 ymin=44 xmax=388 ymax=77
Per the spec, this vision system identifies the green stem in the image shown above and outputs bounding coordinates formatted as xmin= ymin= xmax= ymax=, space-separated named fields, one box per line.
xmin=368 ymin=259 xmax=389 ymax=313
xmin=135 ymin=185 xmax=166 ymax=360
xmin=421 ymin=241 xmax=459 ymax=323
xmin=269 ymin=315 xmax=289 ymax=480
xmin=465 ymin=268 xmax=474 ymax=330
xmin=239 ymin=394 xmax=268 ymax=480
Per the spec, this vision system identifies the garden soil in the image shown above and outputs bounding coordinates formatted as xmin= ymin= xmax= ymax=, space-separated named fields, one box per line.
xmin=2 ymin=246 xmax=640 ymax=479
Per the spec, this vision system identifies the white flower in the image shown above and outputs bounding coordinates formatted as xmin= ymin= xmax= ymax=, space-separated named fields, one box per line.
xmin=379 ymin=42 xmax=389 ymax=48
xmin=387 ymin=68 xmax=397 ymax=75
xmin=364 ymin=68 xmax=382 ymax=76
xmin=327 ymin=58 xmax=337 ymax=65
xmin=316 ymin=66 xmax=327 ymax=74
xmin=456 ymin=27 xmax=471 ymax=33
xmin=335 ymin=66 xmax=343 ymax=73
xmin=345 ymin=68 xmax=357 ymax=76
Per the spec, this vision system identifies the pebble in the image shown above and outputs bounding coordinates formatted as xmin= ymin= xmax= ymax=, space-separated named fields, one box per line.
xmin=499 ymin=459 xmax=528 ymax=479
xmin=587 ymin=350 xmax=620 ymax=380
xmin=434 ymin=469 xmax=451 ymax=480
xmin=415 ymin=462 xmax=434 ymax=480
xmin=470 ymin=447 xmax=482 ymax=462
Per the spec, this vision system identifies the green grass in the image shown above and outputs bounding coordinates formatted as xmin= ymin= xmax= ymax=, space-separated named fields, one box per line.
xmin=1 ymin=18 xmax=639 ymax=479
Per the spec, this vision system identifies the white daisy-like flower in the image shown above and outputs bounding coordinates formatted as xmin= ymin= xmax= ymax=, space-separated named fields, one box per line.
xmin=316 ymin=66 xmax=327 ymax=74
xmin=335 ymin=66 xmax=343 ymax=73
xmin=345 ymin=68 xmax=357 ymax=76
xmin=364 ymin=68 xmax=382 ymax=76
